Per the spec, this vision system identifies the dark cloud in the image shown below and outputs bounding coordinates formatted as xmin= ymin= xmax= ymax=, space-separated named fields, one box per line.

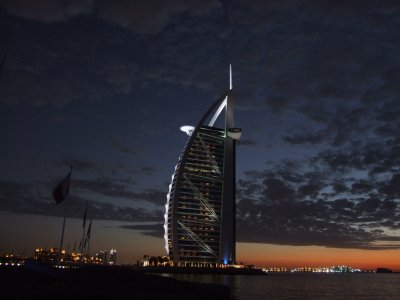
xmin=72 ymin=177 xmax=166 ymax=206
xmin=238 ymin=139 xmax=256 ymax=146
xmin=54 ymin=157 xmax=134 ymax=179
xmin=356 ymin=196 xmax=381 ymax=214
xmin=0 ymin=180 xmax=159 ymax=222
xmin=283 ymin=104 xmax=375 ymax=148
xmin=134 ymin=189 xmax=166 ymax=206
xmin=266 ymin=96 xmax=289 ymax=113
xmin=0 ymin=180 xmax=30 ymax=197
xmin=297 ymin=182 xmax=322 ymax=199
xmin=79 ymin=197 xmax=160 ymax=222
xmin=315 ymin=138 xmax=400 ymax=176
xmin=0 ymin=0 xmax=220 ymax=33
xmin=0 ymin=0 xmax=93 ymax=23
xmin=331 ymin=198 xmax=354 ymax=212
xmin=56 ymin=157 xmax=103 ymax=173
xmin=236 ymin=161 xmax=400 ymax=250
xmin=379 ymin=174 xmax=400 ymax=198
xmin=2 ymin=0 xmax=400 ymax=115
xmin=98 ymin=0 xmax=220 ymax=34
xmin=120 ymin=223 xmax=163 ymax=237
xmin=263 ymin=178 xmax=295 ymax=202
xmin=110 ymin=137 xmax=139 ymax=156
xmin=140 ymin=167 xmax=156 ymax=176
xmin=284 ymin=130 xmax=326 ymax=145
xmin=350 ymin=179 xmax=375 ymax=195
xmin=331 ymin=180 xmax=349 ymax=194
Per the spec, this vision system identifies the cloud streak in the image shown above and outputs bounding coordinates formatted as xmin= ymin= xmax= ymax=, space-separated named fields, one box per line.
xmin=0 ymin=178 xmax=163 ymax=222
xmin=0 ymin=0 xmax=220 ymax=33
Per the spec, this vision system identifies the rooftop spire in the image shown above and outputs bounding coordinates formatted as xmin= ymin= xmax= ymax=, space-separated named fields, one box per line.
xmin=229 ymin=64 xmax=232 ymax=90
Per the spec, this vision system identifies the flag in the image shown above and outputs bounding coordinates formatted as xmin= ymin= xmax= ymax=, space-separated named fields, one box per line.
xmin=53 ymin=170 xmax=71 ymax=204
xmin=82 ymin=202 xmax=88 ymax=228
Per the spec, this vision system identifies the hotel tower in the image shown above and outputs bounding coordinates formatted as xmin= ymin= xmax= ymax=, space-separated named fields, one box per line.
xmin=164 ymin=66 xmax=241 ymax=267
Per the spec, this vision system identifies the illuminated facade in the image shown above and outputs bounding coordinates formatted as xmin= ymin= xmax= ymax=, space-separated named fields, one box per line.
xmin=164 ymin=67 xmax=241 ymax=266
xmin=95 ymin=250 xmax=108 ymax=265
xmin=109 ymin=249 xmax=117 ymax=265
xmin=34 ymin=248 xmax=62 ymax=264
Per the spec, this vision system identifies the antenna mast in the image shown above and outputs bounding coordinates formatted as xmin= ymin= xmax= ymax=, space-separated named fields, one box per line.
xmin=229 ymin=64 xmax=232 ymax=90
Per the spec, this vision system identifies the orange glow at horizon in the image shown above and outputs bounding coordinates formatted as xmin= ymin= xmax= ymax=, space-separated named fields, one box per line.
xmin=2 ymin=212 xmax=399 ymax=270
xmin=237 ymin=243 xmax=400 ymax=270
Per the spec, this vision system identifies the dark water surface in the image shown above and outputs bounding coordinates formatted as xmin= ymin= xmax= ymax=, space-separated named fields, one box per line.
xmin=162 ymin=273 xmax=400 ymax=299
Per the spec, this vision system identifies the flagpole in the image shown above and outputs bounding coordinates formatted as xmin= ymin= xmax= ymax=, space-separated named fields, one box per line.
xmin=57 ymin=206 xmax=67 ymax=267
xmin=54 ymin=166 xmax=72 ymax=267
xmin=81 ymin=202 xmax=88 ymax=254
xmin=81 ymin=223 xmax=86 ymax=254
xmin=87 ymin=237 xmax=90 ymax=256
xmin=86 ymin=219 xmax=93 ymax=256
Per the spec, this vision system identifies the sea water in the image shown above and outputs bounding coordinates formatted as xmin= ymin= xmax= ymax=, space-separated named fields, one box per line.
xmin=164 ymin=273 xmax=400 ymax=299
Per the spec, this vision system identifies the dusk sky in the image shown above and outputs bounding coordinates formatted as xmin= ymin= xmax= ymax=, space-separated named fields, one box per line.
xmin=1 ymin=0 xmax=400 ymax=269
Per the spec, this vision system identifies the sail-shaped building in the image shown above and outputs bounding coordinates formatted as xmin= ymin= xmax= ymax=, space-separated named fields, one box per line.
xmin=164 ymin=67 xmax=241 ymax=267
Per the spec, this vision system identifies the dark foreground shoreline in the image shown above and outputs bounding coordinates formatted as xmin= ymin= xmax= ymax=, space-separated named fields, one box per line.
xmin=137 ymin=265 xmax=266 ymax=275
xmin=0 ymin=265 xmax=232 ymax=300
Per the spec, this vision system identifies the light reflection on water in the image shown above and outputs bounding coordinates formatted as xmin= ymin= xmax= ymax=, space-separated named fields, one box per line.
xmin=160 ymin=273 xmax=400 ymax=300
